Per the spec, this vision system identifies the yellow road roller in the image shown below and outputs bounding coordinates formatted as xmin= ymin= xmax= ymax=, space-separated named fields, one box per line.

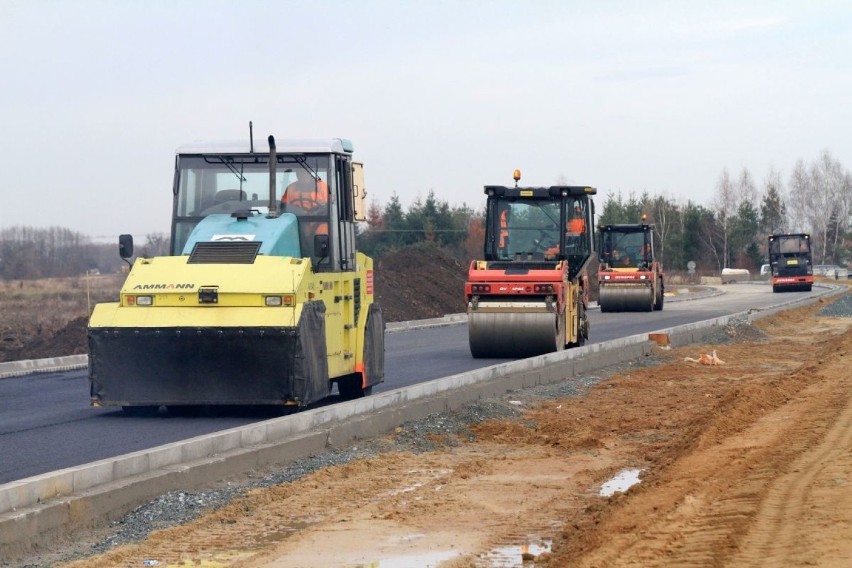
xmin=88 ymin=135 xmax=384 ymax=412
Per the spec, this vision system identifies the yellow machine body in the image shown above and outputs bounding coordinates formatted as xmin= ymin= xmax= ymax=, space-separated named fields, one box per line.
xmin=88 ymin=137 xmax=384 ymax=409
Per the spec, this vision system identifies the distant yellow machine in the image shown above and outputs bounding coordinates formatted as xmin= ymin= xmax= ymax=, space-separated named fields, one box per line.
xmin=88 ymin=136 xmax=384 ymax=412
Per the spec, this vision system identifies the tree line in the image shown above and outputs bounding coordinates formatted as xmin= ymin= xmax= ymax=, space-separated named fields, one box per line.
xmin=598 ymin=150 xmax=851 ymax=272
xmin=3 ymin=149 xmax=849 ymax=279
xmin=0 ymin=228 xmax=169 ymax=280
xmin=358 ymin=150 xmax=850 ymax=273
xmin=356 ymin=191 xmax=482 ymax=261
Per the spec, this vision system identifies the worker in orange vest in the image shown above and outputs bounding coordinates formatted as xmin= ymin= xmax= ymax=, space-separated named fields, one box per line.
xmin=281 ymin=167 xmax=330 ymax=239
xmin=567 ymin=203 xmax=586 ymax=235
xmin=499 ymin=208 xmax=510 ymax=249
xmin=282 ymin=168 xmax=328 ymax=217
xmin=546 ymin=203 xmax=587 ymax=256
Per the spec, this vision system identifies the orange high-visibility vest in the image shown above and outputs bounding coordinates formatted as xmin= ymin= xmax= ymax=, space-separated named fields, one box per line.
xmin=568 ymin=217 xmax=586 ymax=235
xmin=282 ymin=179 xmax=329 ymax=236
xmin=499 ymin=210 xmax=509 ymax=248
xmin=282 ymin=179 xmax=328 ymax=213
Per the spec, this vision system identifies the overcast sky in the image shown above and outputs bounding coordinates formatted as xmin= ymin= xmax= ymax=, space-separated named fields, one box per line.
xmin=1 ymin=0 xmax=850 ymax=241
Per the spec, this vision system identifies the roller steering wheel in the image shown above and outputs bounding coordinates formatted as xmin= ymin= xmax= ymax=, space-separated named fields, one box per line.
xmin=531 ymin=229 xmax=557 ymax=253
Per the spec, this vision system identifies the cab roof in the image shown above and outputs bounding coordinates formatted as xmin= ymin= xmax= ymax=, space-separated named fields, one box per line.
xmin=768 ymin=233 xmax=810 ymax=239
xmin=599 ymin=224 xmax=652 ymax=232
xmin=175 ymin=138 xmax=354 ymax=155
xmin=484 ymin=185 xmax=596 ymax=198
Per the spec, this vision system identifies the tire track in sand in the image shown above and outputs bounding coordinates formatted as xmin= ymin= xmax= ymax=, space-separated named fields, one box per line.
xmin=729 ymin=357 xmax=852 ymax=567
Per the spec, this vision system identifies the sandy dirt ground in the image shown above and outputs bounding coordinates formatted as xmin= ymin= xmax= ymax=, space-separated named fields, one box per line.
xmin=61 ymin=294 xmax=851 ymax=568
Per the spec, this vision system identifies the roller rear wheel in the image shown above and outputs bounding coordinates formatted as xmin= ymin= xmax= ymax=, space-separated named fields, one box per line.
xmin=653 ymin=280 xmax=664 ymax=311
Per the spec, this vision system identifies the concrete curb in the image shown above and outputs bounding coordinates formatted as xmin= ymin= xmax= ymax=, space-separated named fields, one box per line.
xmin=0 ymin=283 xmax=844 ymax=560
xmin=0 ymin=355 xmax=88 ymax=380
xmin=385 ymin=313 xmax=468 ymax=333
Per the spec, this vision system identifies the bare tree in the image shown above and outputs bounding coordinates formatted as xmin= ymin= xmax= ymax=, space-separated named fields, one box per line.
xmin=786 ymin=151 xmax=851 ymax=263
xmin=786 ymin=159 xmax=811 ymax=233
xmin=697 ymin=212 xmax=723 ymax=272
xmin=814 ymin=151 xmax=840 ymax=261
xmin=0 ymin=225 xmax=101 ymax=279
xmin=841 ymin=171 xmax=852 ymax=260
xmin=650 ymin=193 xmax=677 ymax=268
xmin=736 ymin=167 xmax=758 ymax=209
xmin=760 ymin=166 xmax=787 ymax=234
xmin=819 ymin=153 xmax=851 ymax=262
xmin=674 ymin=198 xmax=688 ymax=270
xmin=713 ymin=168 xmax=736 ymax=268
xmin=140 ymin=233 xmax=171 ymax=257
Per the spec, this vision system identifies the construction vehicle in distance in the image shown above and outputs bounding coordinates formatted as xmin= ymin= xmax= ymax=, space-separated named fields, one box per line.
xmin=465 ymin=170 xmax=596 ymax=358
xmin=597 ymin=219 xmax=664 ymax=312
xmin=767 ymin=233 xmax=813 ymax=292
xmin=88 ymin=135 xmax=384 ymax=412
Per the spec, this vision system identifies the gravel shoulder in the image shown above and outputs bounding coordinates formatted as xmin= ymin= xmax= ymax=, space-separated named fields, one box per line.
xmin=16 ymin=289 xmax=852 ymax=568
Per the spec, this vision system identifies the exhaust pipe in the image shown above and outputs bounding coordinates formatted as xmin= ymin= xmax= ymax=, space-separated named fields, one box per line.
xmin=267 ymin=135 xmax=278 ymax=218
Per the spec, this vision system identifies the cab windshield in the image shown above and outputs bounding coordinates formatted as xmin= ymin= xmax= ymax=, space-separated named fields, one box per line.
xmin=492 ymin=198 xmax=561 ymax=260
xmin=770 ymin=235 xmax=810 ymax=255
xmin=172 ymin=154 xmax=330 ymax=254
xmin=600 ymin=230 xmax=650 ymax=269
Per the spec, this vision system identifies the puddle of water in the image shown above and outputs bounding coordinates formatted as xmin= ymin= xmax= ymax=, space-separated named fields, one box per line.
xmin=386 ymin=468 xmax=452 ymax=496
xmin=478 ymin=540 xmax=552 ymax=567
xmin=599 ymin=468 xmax=644 ymax=497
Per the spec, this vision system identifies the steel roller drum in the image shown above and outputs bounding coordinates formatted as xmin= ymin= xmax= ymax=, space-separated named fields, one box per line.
xmin=773 ymin=283 xmax=812 ymax=293
xmin=598 ymin=285 xmax=654 ymax=312
xmin=468 ymin=301 xmax=559 ymax=358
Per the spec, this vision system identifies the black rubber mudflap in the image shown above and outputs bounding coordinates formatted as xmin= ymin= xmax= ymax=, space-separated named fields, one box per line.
xmin=291 ymin=300 xmax=330 ymax=405
xmin=363 ymin=303 xmax=385 ymax=387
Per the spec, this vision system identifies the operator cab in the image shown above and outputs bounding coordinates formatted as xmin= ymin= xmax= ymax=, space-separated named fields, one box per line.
xmin=170 ymin=138 xmax=364 ymax=272
xmin=599 ymin=225 xmax=654 ymax=270
xmin=483 ymin=185 xmax=595 ymax=279
xmin=768 ymin=233 xmax=812 ymax=278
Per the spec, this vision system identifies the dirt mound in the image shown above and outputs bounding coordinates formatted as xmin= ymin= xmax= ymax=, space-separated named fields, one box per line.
xmin=5 ymin=316 xmax=88 ymax=361
xmin=373 ymin=244 xmax=468 ymax=322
